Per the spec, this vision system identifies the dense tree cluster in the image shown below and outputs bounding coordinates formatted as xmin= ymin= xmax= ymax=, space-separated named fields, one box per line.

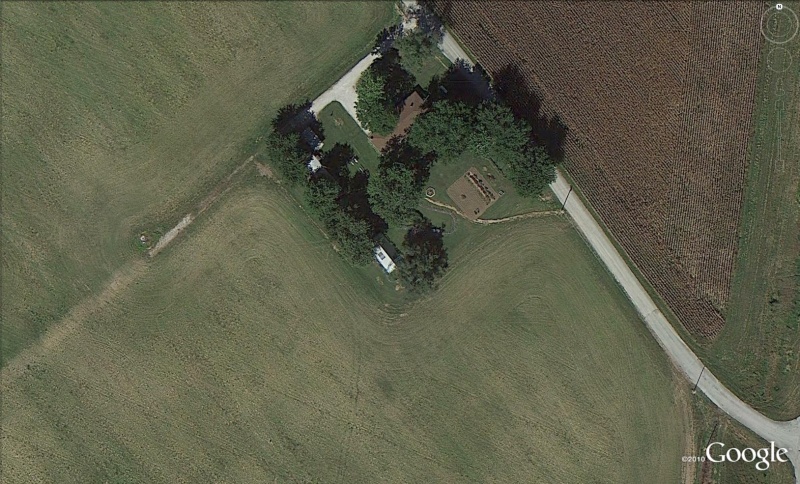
xmin=305 ymin=173 xmax=375 ymax=266
xmin=355 ymin=69 xmax=397 ymax=135
xmin=368 ymin=139 xmax=430 ymax=226
xmin=266 ymin=16 xmax=563 ymax=282
xmin=408 ymin=99 xmax=556 ymax=197
xmin=406 ymin=100 xmax=472 ymax=164
xmin=399 ymin=217 xmax=448 ymax=292
xmin=395 ymin=29 xmax=439 ymax=74
xmin=263 ymin=131 xmax=308 ymax=186
xmin=355 ymin=50 xmax=415 ymax=136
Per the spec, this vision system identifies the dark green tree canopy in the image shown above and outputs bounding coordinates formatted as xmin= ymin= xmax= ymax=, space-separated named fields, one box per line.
xmin=469 ymin=101 xmax=530 ymax=163
xmin=368 ymin=138 xmax=429 ymax=226
xmin=263 ymin=131 xmax=308 ymax=186
xmin=507 ymin=145 xmax=556 ymax=198
xmin=406 ymin=100 xmax=473 ymax=164
xmin=399 ymin=217 xmax=448 ymax=292
xmin=355 ymin=69 xmax=397 ymax=135
xmin=355 ymin=49 xmax=416 ymax=136
xmin=395 ymin=29 xmax=438 ymax=74
xmin=305 ymin=175 xmax=375 ymax=266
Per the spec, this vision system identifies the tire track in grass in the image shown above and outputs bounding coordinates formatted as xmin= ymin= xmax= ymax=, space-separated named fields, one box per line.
xmin=423 ymin=197 xmax=563 ymax=224
xmin=148 ymin=156 xmax=253 ymax=257
xmin=1 ymin=259 xmax=147 ymax=386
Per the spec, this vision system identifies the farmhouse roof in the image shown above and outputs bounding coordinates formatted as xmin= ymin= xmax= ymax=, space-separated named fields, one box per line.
xmin=370 ymin=88 xmax=427 ymax=151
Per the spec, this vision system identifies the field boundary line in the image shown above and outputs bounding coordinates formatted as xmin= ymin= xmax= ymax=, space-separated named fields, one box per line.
xmin=1 ymin=260 xmax=147 ymax=386
xmin=148 ymin=156 xmax=253 ymax=258
xmin=423 ymin=197 xmax=561 ymax=224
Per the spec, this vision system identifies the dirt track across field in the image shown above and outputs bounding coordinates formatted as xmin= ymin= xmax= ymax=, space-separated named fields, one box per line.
xmin=424 ymin=197 xmax=562 ymax=224
xmin=148 ymin=156 xmax=253 ymax=258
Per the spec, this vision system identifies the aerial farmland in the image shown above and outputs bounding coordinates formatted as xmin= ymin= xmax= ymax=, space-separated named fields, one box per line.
xmin=1 ymin=1 xmax=798 ymax=483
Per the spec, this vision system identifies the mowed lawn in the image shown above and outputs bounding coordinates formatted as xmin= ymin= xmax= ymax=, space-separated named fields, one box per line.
xmin=1 ymin=182 xmax=687 ymax=483
xmin=0 ymin=1 xmax=395 ymax=365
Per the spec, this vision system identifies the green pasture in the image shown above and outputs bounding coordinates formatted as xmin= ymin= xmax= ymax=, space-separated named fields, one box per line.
xmin=2 ymin=182 xmax=687 ymax=483
xmin=0 ymin=1 xmax=395 ymax=365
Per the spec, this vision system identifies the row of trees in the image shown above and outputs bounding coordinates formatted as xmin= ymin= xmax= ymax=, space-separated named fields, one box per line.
xmin=262 ymin=111 xmax=448 ymax=292
xmin=369 ymin=139 xmax=447 ymax=292
xmin=305 ymin=173 xmax=375 ymax=266
xmin=407 ymin=99 xmax=556 ymax=197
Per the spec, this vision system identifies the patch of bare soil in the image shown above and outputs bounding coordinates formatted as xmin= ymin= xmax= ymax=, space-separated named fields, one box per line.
xmin=149 ymin=156 xmax=252 ymax=257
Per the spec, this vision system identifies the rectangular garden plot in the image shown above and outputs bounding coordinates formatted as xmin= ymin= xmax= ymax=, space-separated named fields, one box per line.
xmin=446 ymin=167 xmax=501 ymax=220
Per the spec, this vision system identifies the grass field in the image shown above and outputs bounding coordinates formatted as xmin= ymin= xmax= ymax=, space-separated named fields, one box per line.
xmin=319 ymin=101 xmax=381 ymax=173
xmin=0 ymin=1 xmax=396 ymax=365
xmin=703 ymin=4 xmax=800 ymax=420
xmin=1 ymin=176 xmax=688 ymax=482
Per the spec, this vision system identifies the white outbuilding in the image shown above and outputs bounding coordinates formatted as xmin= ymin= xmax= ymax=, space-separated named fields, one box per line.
xmin=307 ymin=154 xmax=322 ymax=172
xmin=374 ymin=245 xmax=396 ymax=273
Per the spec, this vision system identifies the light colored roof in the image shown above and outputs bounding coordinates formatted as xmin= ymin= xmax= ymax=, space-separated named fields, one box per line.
xmin=374 ymin=246 xmax=396 ymax=273
xmin=308 ymin=154 xmax=322 ymax=172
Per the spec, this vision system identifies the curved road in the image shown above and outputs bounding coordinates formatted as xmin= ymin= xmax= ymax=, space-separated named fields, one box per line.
xmin=551 ymin=174 xmax=800 ymax=482
xmin=320 ymin=3 xmax=800 ymax=479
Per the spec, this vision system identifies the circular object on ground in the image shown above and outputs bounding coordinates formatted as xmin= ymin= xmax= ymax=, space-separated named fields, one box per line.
xmin=761 ymin=5 xmax=799 ymax=44
xmin=767 ymin=47 xmax=793 ymax=72
xmin=425 ymin=187 xmax=436 ymax=198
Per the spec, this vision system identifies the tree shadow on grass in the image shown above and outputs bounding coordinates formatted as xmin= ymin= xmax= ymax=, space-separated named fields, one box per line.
xmin=322 ymin=143 xmax=356 ymax=189
xmin=341 ymin=170 xmax=388 ymax=237
xmin=492 ymin=63 xmax=568 ymax=162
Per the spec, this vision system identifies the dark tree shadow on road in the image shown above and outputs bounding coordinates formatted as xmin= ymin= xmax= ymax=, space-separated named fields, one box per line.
xmin=272 ymin=100 xmax=324 ymax=144
xmin=426 ymin=59 xmax=494 ymax=107
xmin=492 ymin=63 xmax=568 ymax=162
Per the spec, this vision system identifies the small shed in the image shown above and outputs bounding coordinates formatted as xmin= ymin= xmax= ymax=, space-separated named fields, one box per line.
xmin=374 ymin=245 xmax=396 ymax=273
xmin=307 ymin=154 xmax=322 ymax=172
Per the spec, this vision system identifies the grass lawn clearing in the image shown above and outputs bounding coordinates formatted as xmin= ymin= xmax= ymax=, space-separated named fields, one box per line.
xmin=427 ymin=151 xmax=559 ymax=219
xmin=318 ymin=101 xmax=381 ymax=174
